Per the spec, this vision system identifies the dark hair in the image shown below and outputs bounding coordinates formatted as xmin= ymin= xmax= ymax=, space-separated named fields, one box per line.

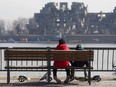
xmin=59 ymin=39 xmax=65 ymax=44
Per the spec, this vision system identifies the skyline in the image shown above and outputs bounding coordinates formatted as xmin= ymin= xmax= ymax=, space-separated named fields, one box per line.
xmin=0 ymin=0 xmax=116 ymax=21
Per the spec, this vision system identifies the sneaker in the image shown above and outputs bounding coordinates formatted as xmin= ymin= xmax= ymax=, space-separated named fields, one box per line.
xmin=69 ymin=77 xmax=75 ymax=82
xmin=74 ymin=76 xmax=79 ymax=80
xmin=54 ymin=77 xmax=61 ymax=84
xmin=64 ymin=76 xmax=70 ymax=84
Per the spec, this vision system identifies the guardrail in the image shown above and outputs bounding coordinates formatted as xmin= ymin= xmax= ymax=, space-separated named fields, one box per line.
xmin=0 ymin=47 xmax=116 ymax=71
xmin=84 ymin=47 xmax=116 ymax=71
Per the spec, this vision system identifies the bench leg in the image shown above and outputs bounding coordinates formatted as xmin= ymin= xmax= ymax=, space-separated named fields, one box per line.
xmin=47 ymin=47 xmax=51 ymax=83
xmin=7 ymin=69 xmax=10 ymax=84
xmin=84 ymin=69 xmax=87 ymax=78
xmin=88 ymin=69 xmax=91 ymax=85
xmin=48 ymin=69 xmax=51 ymax=83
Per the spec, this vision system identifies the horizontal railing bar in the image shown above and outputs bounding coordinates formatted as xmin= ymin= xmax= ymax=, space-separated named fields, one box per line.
xmin=1 ymin=47 xmax=116 ymax=49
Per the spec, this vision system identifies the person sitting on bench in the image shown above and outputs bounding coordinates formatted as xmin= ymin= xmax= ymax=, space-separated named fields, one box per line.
xmin=53 ymin=39 xmax=71 ymax=84
xmin=70 ymin=44 xmax=89 ymax=80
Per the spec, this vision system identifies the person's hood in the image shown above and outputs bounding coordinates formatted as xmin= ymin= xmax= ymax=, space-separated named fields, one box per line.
xmin=55 ymin=44 xmax=69 ymax=50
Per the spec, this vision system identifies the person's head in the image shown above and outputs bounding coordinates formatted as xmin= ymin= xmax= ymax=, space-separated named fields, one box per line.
xmin=76 ymin=44 xmax=83 ymax=50
xmin=59 ymin=39 xmax=65 ymax=44
xmin=77 ymin=44 xmax=81 ymax=48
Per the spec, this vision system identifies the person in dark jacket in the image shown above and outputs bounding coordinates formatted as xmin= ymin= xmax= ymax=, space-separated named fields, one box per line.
xmin=70 ymin=44 xmax=89 ymax=80
xmin=53 ymin=39 xmax=70 ymax=84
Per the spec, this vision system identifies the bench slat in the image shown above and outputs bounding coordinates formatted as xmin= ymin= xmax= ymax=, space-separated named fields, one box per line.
xmin=5 ymin=66 xmax=48 ymax=69
xmin=5 ymin=50 xmax=49 ymax=60
xmin=5 ymin=66 xmax=93 ymax=70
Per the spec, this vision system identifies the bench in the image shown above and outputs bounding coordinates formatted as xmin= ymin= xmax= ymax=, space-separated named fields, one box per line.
xmin=4 ymin=48 xmax=94 ymax=85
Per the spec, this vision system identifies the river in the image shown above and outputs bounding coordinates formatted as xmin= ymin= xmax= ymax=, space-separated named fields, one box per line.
xmin=0 ymin=43 xmax=116 ymax=48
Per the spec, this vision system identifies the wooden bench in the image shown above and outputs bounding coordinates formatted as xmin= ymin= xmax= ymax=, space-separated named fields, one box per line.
xmin=4 ymin=48 xmax=94 ymax=85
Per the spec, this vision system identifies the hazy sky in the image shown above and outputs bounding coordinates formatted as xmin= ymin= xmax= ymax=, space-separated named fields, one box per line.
xmin=0 ymin=0 xmax=116 ymax=21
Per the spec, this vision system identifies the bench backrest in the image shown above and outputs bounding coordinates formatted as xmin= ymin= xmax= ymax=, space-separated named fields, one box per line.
xmin=4 ymin=49 xmax=94 ymax=61
xmin=50 ymin=50 xmax=94 ymax=61
xmin=4 ymin=49 xmax=49 ymax=61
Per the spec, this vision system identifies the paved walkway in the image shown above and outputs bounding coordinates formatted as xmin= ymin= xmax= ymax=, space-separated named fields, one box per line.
xmin=0 ymin=76 xmax=116 ymax=87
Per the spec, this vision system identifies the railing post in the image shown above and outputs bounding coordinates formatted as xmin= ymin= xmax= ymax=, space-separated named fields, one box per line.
xmin=88 ymin=50 xmax=92 ymax=85
xmin=6 ymin=48 xmax=10 ymax=84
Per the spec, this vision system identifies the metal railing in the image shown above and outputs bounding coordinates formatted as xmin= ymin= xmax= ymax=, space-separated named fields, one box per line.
xmin=84 ymin=47 xmax=116 ymax=71
xmin=0 ymin=47 xmax=116 ymax=71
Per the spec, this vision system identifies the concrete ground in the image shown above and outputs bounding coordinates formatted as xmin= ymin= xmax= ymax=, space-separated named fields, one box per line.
xmin=0 ymin=76 xmax=116 ymax=87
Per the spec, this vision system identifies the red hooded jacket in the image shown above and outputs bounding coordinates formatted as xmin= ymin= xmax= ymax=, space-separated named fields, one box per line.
xmin=53 ymin=43 xmax=70 ymax=68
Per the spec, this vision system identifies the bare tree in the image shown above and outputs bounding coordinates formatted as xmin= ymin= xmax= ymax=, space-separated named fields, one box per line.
xmin=4 ymin=20 xmax=13 ymax=35
xmin=0 ymin=19 xmax=5 ymax=35
xmin=12 ymin=18 xmax=29 ymax=35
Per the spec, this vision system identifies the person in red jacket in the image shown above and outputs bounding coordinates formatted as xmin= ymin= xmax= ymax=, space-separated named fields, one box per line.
xmin=53 ymin=39 xmax=70 ymax=84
